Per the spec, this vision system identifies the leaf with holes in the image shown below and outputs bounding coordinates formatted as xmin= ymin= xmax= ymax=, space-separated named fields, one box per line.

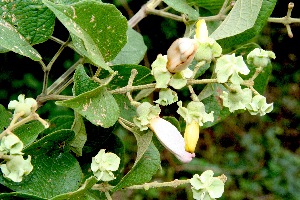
xmin=56 ymin=86 xmax=120 ymax=128
xmin=0 ymin=18 xmax=41 ymax=60
xmin=0 ymin=0 xmax=55 ymax=45
xmin=43 ymin=0 xmax=128 ymax=72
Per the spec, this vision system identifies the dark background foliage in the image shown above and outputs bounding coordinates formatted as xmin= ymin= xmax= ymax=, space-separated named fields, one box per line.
xmin=0 ymin=0 xmax=299 ymax=199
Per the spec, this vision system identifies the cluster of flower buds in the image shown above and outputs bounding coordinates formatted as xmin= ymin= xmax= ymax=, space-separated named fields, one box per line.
xmin=135 ymin=19 xmax=275 ymax=164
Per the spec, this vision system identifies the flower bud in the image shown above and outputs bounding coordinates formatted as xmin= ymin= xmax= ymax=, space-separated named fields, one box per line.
xmin=184 ymin=120 xmax=200 ymax=153
xmin=149 ymin=117 xmax=195 ymax=163
xmin=167 ymin=38 xmax=198 ymax=73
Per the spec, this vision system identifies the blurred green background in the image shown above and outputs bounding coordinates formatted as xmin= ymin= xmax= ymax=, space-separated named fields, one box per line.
xmin=0 ymin=0 xmax=299 ymax=199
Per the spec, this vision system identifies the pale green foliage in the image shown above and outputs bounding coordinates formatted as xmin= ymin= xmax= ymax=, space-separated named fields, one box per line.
xmin=0 ymin=155 xmax=33 ymax=182
xmin=91 ymin=149 xmax=120 ymax=182
xmin=190 ymin=170 xmax=224 ymax=200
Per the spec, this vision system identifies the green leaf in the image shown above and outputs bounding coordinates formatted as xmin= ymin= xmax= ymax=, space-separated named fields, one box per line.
xmin=50 ymin=176 xmax=97 ymax=200
xmin=24 ymin=129 xmax=75 ymax=155
xmin=0 ymin=104 xmax=11 ymax=131
xmin=113 ymin=94 xmax=137 ymax=122
xmin=0 ymin=0 xmax=55 ymax=45
xmin=0 ymin=18 xmax=41 ymax=60
xmin=70 ymin=112 xmax=87 ymax=156
xmin=163 ymin=0 xmax=199 ymax=21
xmin=43 ymin=0 xmax=128 ymax=71
xmin=14 ymin=121 xmax=46 ymax=148
xmin=112 ymin=130 xmax=160 ymax=191
xmin=56 ymin=86 xmax=120 ymax=128
xmin=0 ymin=192 xmax=46 ymax=200
xmin=99 ymin=64 xmax=154 ymax=89
xmin=41 ymin=115 xmax=74 ymax=135
xmin=210 ymin=0 xmax=277 ymax=49
xmin=73 ymin=64 xmax=99 ymax=96
xmin=0 ymin=151 xmax=82 ymax=199
xmin=111 ymin=27 xmax=147 ymax=65
xmin=200 ymin=83 xmax=231 ymax=129
xmin=187 ymin=0 xmax=225 ymax=15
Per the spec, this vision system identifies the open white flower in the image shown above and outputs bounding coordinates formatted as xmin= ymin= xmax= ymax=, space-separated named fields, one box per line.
xmin=8 ymin=94 xmax=37 ymax=117
xmin=149 ymin=117 xmax=195 ymax=163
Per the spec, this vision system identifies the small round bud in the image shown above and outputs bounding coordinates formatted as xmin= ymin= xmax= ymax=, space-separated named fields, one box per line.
xmin=166 ymin=38 xmax=198 ymax=73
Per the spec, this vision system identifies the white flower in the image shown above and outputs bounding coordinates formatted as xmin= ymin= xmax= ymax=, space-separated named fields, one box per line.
xmin=8 ymin=94 xmax=37 ymax=117
xmin=220 ymin=84 xmax=252 ymax=112
xmin=246 ymin=94 xmax=273 ymax=116
xmin=91 ymin=149 xmax=120 ymax=182
xmin=0 ymin=134 xmax=23 ymax=155
xmin=149 ymin=117 xmax=195 ymax=163
xmin=215 ymin=54 xmax=250 ymax=85
xmin=0 ymin=155 xmax=33 ymax=182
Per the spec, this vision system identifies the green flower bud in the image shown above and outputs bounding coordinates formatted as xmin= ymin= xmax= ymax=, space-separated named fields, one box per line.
xmin=247 ymin=48 xmax=276 ymax=68
xmin=91 ymin=149 xmax=120 ymax=182
xmin=0 ymin=155 xmax=33 ymax=182
xmin=169 ymin=68 xmax=193 ymax=89
xmin=154 ymin=88 xmax=178 ymax=106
